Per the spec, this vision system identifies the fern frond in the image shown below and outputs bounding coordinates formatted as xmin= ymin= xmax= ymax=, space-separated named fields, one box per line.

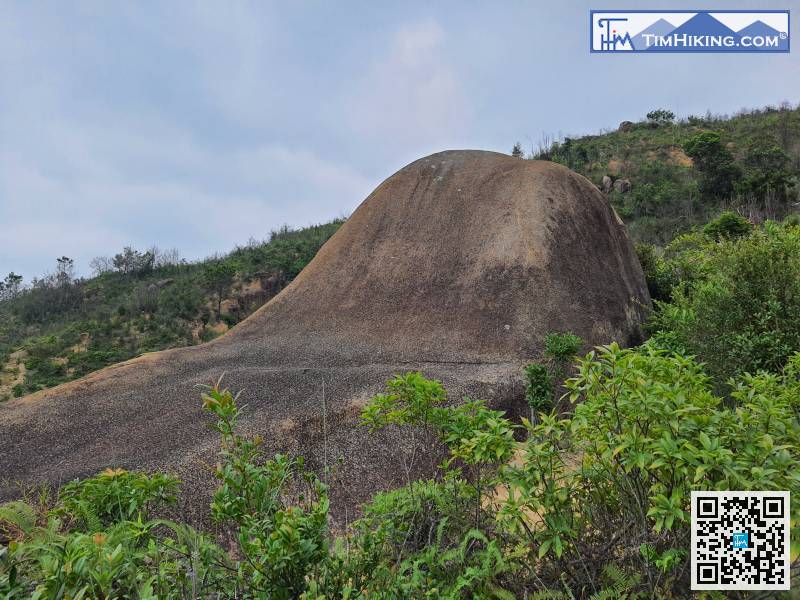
xmin=0 ymin=500 xmax=37 ymax=537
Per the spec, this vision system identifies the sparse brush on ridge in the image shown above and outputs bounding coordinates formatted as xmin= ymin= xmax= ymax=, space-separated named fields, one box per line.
xmin=531 ymin=103 xmax=800 ymax=245
xmin=0 ymin=219 xmax=344 ymax=399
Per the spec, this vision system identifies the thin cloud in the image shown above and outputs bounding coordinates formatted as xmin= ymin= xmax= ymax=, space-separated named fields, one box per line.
xmin=346 ymin=20 xmax=471 ymax=151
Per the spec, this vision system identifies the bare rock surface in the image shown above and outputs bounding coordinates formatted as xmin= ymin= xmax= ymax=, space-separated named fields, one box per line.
xmin=0 ymin=150 xmax=650 ymax=522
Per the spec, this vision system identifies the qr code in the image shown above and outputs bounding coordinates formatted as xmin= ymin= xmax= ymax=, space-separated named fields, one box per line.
xmin=691 ymin=491 xmax=790 ymax=590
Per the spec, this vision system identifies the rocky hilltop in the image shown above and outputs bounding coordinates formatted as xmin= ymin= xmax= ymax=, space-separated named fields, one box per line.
xmin=0 ymin=150 xmax=650 ymax=521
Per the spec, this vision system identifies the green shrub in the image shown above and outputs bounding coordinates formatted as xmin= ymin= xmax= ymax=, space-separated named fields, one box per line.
xmin=523 ymin=332 xmax=584 ymax=421
xmin=501 ymin=344 xmax=800 ymax=595
xmin=523 ymin=363 xmax=552 ymax=418
xmin=702 ymin=211 xmax=752 ymax=240
xmin=651 ymin=222 xmax=800 ymax=385
xmin=543 ymin=332 xmax=582 ymax=365
xmin=635 ymin=242 xmax=674 ymax=301
xmin=203 ymin=384 xmax=329 ymax=597
xmin=357 ymin=373 xmax=517 ymax=597
xmin=58 ymin=469 xmax=178 ymax=529
xmin=736 ymin=142 xmax=795 ymax=202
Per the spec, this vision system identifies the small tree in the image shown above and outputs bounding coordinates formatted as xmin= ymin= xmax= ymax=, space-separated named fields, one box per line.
xmin=511 ymin=142 xmax=524 ymax=158
xmin=204 ymin=261 xmax=236 ymax=319
xmin=736 ymin=142 xmax=795 ymax=203
xmin=89 ymin=255 xmax=114 ymax=276
xmin=523 ymin=363 xmax=552 ymax=423
xmin=646 ymin=108 xmax=675 ymax=126
xmin=55 ymin=256 xmax=74 ymax=287
xmin=112 ymin=247 xmax=154 ymax=277
xmin=1 ymin=272 xmax=23 ymax=300
xmin=683 ymin=131 xmax=741 ymax=199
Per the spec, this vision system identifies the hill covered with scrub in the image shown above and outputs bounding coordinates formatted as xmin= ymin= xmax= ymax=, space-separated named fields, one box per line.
xmin=530 ymin=102 xmax=800 ymax=244
xmin=0 ymin=220 xmax=343 ymax=399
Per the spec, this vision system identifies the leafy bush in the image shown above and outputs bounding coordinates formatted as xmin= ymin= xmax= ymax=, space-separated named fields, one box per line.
xmin=635 ymin=242 xmax=673 ymax=302
xmin=58 ymin=469 xmax=178 ymax=529
xmin=651 ymin=222 xmax=800 ymax=385
xmin=736 ymin=142 xmax=795 ymax=202
xmin=501 ymin=344 xmax=800 ymax=595
xmin=702 ymin=210 xmax=752 ymax=240
xmin=203 ymin=384 xmax=329 ymax=597
xmin=523 ymin=332 xmax=584 ymax=422
xmin=1 ymin=383 xmax=328 ymax=599
xmin=523 ymin=363 xmax=552 ymax=418
xmin=0 ymin=471 xmax=225 ymax=599
xmin=543 ymin=332 xmax=582 ymax=366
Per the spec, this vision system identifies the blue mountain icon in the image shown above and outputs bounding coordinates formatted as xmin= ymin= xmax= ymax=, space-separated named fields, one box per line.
xmin=645 ymin=12 xmax=737 ymax=52
xmin=631 ymin=18 xmax=675 ymax=50
xmin=737 ymin=20 xmax=788 ymax=51
xmin=670 ymin=12 xmax=737 ymax=37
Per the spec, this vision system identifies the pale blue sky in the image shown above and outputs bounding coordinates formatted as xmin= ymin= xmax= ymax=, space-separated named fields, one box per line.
xmin=1 ymin=0 xmax=799 ymax=277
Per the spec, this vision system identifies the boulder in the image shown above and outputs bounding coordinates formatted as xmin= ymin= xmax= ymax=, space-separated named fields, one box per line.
xmin=602 ymin=175 xmax=613 ymax=193
xmin=0 ymin=150 xmax=650 ymax=523
xmin=619 ymin=121 xmax=634 ymax=132
xmin=613 ymin=178 xmax=632 ymax=193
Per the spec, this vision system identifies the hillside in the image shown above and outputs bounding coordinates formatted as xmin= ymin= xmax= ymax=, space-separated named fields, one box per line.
xmin=3 ymin=104 xmax=799 ymax=401
xmin=532 ymin=103 xmax=800 ymax=244
xmin=0 ymin=220 xmax=343 ymax=399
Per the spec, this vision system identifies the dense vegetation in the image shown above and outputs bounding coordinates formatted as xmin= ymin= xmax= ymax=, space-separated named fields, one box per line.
xmin=644 ymin=218 xmax=800 ymax=388
xmin=2 ymin=349 xmax=797 ymax=597
xmin=2 ymin=217 xmax=800 ymax=597
xmin=0 ymin=220 xmax=343 ymax=399
xmin=532 ymin=102 xmax=800 ymax=244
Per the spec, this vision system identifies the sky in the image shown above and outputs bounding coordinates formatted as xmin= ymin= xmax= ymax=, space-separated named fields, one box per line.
xmin=1 ymin=1 xmax=799 ymax=278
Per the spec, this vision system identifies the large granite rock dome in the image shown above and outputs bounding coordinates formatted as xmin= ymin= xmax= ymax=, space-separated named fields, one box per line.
xmin=0 ymin=150 xmax=650 ymax=520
